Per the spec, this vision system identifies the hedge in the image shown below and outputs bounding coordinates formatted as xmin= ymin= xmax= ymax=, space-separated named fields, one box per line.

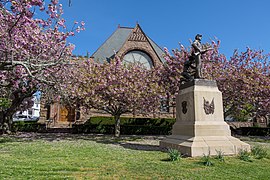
xmin=11 ymin=117 xmax=177 ymax=135
xmin=240 ymin=127 xmax=270 ymax=136
xmin=72 ymin=117 xmax=176 ymax=135
xmin=12 ymin=121 xmax=46 ymax=132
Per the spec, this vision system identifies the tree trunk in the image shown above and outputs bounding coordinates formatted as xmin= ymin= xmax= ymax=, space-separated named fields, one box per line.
xmin=0 ymin=111 xmax=13 ymax=134
xmin=0 ymin=90 xmax=35 ymax=133
xmin=0 ymin=111 xmax=4 ymax=134
xmin=114 ymin=115 xmax=121 ymax=137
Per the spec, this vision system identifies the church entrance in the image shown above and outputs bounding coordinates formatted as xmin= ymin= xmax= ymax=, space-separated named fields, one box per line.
xmin=47 ymin=102 xmax=76 ymax=128
xmin=59 ymin=105 xmax=75 ymax=123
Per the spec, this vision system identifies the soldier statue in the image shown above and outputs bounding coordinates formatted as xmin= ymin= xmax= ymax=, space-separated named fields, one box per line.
xmin=181 ymin=34 xmax=213 ymax=83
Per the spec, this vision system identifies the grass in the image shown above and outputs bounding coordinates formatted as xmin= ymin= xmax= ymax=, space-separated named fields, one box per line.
xmin=0 ymin=134 xmax=269 ymax=179
xmin=238 ymin=149 xmax=252 ymax=162
xmin=251 ymin=145 xmax=268 ymax=159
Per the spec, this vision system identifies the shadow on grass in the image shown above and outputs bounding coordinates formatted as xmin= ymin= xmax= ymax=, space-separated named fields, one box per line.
xmin=161 ymin=158 xmax=172 ymax=162
xmin=1 ymin=132 xmax=164 ymax=151
xmin=118 ymin=142 xmax=160 ymax=151
xmin=1 ymin=133 xmax=112 ymax=142
xmin=0 ymin=137 xmax=16 ymax=143
xmin=93 ymin=136 xmax=162 ymax=151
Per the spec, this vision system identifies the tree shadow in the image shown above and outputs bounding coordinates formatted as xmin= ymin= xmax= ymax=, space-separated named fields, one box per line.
xmin=8 ymin=133 xmax=117 ymax=142
xmin=160 ymin=158 xmax=171 ymax=162
xmin=117 ymin=142 xmax=161 ymax=151
xmin=93 ymin=135 xmax=163 ymax=151
xmin=0 ymin=136 xmax=16 ymax=143
xmin=1 ymin=132 xmax=165 ymax=152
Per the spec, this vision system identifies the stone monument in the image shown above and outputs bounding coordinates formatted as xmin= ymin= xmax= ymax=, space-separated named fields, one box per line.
xmin=160 ymin=35 xmax=250 ymax=157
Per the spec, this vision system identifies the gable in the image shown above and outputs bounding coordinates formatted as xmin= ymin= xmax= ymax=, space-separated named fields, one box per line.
xmin=128 ymin=25 xmax=147 ymax=42
xmin=91 ymin=27 xmax=133 ymax=63
xmin=91 ymin=24 xmax=164 ymax=65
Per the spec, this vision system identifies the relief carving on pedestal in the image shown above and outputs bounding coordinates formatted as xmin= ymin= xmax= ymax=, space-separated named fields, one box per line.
xmin=182 ymin=101 xmax=187 ymax=114
xmin=203 ymin=97 xmax=214 ymax=115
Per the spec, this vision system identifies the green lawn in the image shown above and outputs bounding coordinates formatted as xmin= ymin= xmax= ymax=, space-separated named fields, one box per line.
xmin=0 ymin=133 xmax=269 ymax=179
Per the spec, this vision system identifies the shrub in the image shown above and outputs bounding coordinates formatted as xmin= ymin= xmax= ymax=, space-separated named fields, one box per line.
xmin=73 ymin=117 xmax=176 ymax=135
xmin=12 ymin=121 xmax=46 ymax=132
xmin=240 ymin=127 xmax=270 ymax=136
xmin=238 ymin=149 xmax=252 ymax=162
xmin=251 ymin=145 xmax=268 ymax=159
xmin=86 ymin=117 xmax=176 ymax=126
xmin=167 ymin=148 xmax=181 ymax=161
xmin=201 ymin=152 xmax=214 ymax=166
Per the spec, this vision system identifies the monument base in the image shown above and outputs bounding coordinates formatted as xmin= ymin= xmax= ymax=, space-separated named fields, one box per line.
xmin=160 ymin=79 xmax=250 ymax=157
xmin=160 ymin=135 xmax=250 ymax=157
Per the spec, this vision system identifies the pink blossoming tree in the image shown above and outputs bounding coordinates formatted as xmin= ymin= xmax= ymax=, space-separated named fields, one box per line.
xmin=0 ymin=0 xmax=84 ymax=131
xmin=211 ymin=47 xmax=270 ymax=121
xmin=162 ymin=40 xmax=270 ymax=121
xmin=63 ymin=58 xmax=164 ymax=137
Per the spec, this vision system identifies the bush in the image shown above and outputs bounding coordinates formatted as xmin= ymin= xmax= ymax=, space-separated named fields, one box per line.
xmin=72 ymin=124 xmax=114 ymax=134
xmin=168 ymin=148 xmax=181 ymax=161
xmin=84 ymin=117 xmax=175 ymax=126
xmin=251 ymin=145 xmax=268 ymax=159
xmin=12 ymin=121 xmax=46 ymax=132
xmin=73 ymin=117 xmax=176 ymax=135
xmin=240 ymin=127 xmax=270 ymax=136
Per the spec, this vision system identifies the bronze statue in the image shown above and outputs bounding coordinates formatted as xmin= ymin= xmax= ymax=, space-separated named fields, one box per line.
xmin=181 ymin=34 xmax=213 ymax=83
xmin=191 ymin=34 xmax=213 ymax=78
xmin=181 ymin=55 xmax=196 ymax=82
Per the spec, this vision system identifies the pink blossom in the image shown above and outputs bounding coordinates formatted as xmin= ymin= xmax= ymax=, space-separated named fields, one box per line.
xmin=51 ymin=0 xmax=59 ymax=5
xmin=0 ymin=0 xmax=85 ymax=126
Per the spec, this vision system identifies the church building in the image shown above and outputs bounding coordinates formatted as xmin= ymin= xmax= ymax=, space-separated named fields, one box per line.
xmin=39 ymin=24 xmax=173 ymax=127
xmin=91 ymin=23 xmax=165 ymax=68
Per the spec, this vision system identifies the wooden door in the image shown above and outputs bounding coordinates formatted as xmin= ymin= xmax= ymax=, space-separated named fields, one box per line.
xmin=59 ymin=106 xmax=75 ymax=123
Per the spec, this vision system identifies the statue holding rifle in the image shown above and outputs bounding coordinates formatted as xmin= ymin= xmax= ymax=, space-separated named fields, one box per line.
xmin=181 ymin=34 xmax=213 ymax=82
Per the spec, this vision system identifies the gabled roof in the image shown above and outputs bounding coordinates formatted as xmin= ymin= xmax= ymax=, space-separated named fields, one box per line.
xmin=147 ymin=36 xmax=165 ymax=63
xmin=91 ymin=25 xmax=164 ymax=63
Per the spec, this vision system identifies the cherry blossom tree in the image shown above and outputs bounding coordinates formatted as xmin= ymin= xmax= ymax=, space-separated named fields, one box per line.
xmin=212 ymin=47 xmax=270 ymax=121
xmin=63 ymin=58 xmax=164 ymax=137
xmin=159 ymin=45 xmax=189 ymax=96
xmin=0 ymin=0 xmax=84 ymax=132
xmin=162 ymin=40 xmax=270 ymax=121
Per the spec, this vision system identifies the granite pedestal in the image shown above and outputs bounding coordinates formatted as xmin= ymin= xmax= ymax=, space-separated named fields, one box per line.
xmin=160 ymin=79 xmax=250 ymax=157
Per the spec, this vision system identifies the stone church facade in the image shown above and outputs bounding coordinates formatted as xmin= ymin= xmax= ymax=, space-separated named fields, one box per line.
xmin=39 ymin=24 xmax=175 ymax=127
xmin=92 ymin=24 xmax=164 ymax=66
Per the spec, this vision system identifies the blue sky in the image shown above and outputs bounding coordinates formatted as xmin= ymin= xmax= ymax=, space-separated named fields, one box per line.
xmin=58 ymin=0 xmax=270 ymax=58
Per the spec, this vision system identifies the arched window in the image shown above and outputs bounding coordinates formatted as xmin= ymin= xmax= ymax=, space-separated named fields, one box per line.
xmin=123 ymin=50 xmax=153 ymax=69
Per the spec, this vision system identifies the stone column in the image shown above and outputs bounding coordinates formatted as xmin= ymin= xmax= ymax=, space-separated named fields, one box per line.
xmin=38 ymin=99 xmax=48 ymax=124
xmin=160 ymin=79 xmax=250 ymax=157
